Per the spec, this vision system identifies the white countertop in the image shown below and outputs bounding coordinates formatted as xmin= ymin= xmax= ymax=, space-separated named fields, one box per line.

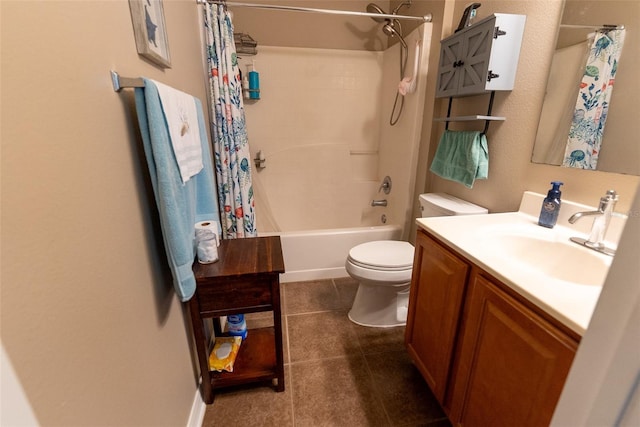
xmin=415 ymin=192 xmax=625 ymax=335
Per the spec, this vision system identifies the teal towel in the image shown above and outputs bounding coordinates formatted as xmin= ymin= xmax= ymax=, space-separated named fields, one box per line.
xmin=135 ymin=79 xmax=221 ymax=301
xmin=430 ymin=130 xmax=489 ymax=188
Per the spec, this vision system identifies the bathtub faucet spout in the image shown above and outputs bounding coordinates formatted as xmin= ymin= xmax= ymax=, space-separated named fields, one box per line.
xmin=371 ymin=199 xmax=388 ymax=207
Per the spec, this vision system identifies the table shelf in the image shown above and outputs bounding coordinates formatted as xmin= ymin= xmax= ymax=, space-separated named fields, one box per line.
xmin=210 ymin=327 xmax=278 ymax=388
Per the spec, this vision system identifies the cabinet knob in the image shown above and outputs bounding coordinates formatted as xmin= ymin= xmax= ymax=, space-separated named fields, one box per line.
xmin=453 ymin=60 xmax=465 ymax=68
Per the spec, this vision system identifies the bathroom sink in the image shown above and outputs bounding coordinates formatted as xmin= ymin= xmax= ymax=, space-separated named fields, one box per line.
xmin=417 ymin=192 xmax=627 ymax=334
xmin=476 ymin=224 xmax=611 ymax=287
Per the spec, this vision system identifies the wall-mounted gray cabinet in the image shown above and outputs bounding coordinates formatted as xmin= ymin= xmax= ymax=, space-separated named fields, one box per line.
xmin=436 ymin=13 xmax=526 ymax=98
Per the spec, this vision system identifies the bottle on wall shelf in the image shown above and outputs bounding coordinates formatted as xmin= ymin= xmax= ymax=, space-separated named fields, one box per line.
xmin=241 ymin=69 xmax=250 ymax=100
xmin=248 ymin=61 xmax=260 ymax=100
xmin=538 ymin=181 xmax=564 ymax=228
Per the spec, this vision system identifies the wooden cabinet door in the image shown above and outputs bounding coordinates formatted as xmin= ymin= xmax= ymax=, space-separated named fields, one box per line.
xmin=450 ymin=273 xmax=577 ymax=427
xmin=405 ymin=231 xmax=469 ymax=404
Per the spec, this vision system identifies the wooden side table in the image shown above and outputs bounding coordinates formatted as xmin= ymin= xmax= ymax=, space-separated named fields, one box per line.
xmin=188 ymin=236 xmax=286 ymax=404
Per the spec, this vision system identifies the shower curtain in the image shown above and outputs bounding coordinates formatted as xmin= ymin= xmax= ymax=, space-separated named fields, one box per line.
xmin=562 ymin=29 xmax=626 ymax=169
xmin=204 ymin=3 xmax=256 ymax=238
xmin=535 ymin=39 xmax=590 ymax=164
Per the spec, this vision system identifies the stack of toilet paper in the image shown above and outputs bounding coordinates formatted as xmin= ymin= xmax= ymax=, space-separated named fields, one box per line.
xmin=195 ymin=220 xmax=220 ymax=264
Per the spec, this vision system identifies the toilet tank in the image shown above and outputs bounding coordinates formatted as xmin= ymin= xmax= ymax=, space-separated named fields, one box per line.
xmin=419 ymin=193 xmax=488 ymax=217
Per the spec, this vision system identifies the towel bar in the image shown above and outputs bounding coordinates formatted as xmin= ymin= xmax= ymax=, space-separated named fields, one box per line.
xmin=111 ymin=71 xmax=145 ymax=92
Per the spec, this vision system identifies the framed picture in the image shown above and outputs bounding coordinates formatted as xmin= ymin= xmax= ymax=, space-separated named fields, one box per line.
xmin=129 ymin=0 xmax=171 ymax=68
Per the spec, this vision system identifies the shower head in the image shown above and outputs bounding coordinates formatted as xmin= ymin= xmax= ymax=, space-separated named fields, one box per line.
xmin=383 ymin=21 xmax=408 ymax=49
xmin=367 ymin=3 xmax=408 ymax=50
xmin=366 ymin=3 xmax=388 ymax=23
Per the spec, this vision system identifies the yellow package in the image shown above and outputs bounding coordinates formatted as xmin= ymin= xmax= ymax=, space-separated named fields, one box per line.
xmin=208 ymin=336 xmax=242 ymax=372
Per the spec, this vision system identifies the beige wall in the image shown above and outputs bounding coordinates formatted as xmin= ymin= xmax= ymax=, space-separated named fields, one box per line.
xmin=1 ymin=0 xmax=209 ymax=425
xmin=424 ymin=0 xmax=639 ymax=214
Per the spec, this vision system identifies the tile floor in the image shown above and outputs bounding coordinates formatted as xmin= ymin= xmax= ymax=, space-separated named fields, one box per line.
xmin=202 ymin=277 xmax=451 ymax=427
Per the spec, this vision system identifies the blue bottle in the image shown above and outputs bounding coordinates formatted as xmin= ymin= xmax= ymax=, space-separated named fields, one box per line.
xmin=538 ymin=181 xmax=563 ymax=228
xmin=227 ymin=314 xmax=248 ymax=339
xmin=248 ymin=61 xmax=260 ymax=100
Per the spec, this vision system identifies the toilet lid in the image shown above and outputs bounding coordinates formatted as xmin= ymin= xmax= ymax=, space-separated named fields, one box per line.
xmin=348 ymin=241 xmax=415 ymax=270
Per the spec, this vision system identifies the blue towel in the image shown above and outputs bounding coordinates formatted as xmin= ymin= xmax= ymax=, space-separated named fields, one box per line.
xmin=430 ymin=130 xmax=489 ymax=188
xmin=135 ymin=79 xmax=221 ymax=301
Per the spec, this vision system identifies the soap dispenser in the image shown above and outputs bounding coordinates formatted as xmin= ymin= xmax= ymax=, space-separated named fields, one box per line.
xmin=538 ymin=181 xmax=563 ymax=228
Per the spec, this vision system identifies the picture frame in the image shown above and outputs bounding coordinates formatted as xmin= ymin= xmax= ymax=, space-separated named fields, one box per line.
xmin=129 ymin=0 xmax=171 ymax=68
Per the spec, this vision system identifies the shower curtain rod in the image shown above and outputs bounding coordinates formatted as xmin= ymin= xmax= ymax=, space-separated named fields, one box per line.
xmin=198 ymin=0 xmax=432 ymax=23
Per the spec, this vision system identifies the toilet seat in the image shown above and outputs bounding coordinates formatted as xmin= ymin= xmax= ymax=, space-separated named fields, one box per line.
xmin=347 ymin=241 xmax=414 ymax=271
xmin=346 ymin=241 xmax=414 ymax=284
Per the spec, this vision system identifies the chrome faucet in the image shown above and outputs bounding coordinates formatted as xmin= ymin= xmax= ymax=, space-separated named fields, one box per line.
xmin=371 ymin=199 xmax=388 ymax=207
xmin=568 ymin=190 xmax=619 ymax=256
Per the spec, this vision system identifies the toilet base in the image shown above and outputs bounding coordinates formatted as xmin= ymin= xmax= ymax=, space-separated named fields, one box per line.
xmin=348 ymin=281 xmax=410 ymax=328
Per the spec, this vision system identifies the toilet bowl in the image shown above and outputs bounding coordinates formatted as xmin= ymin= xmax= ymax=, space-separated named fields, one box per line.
xmin=346 ymin=240 xmax=414 ymax=328
xmin=346 ymin=193 xmax=488 ymax=328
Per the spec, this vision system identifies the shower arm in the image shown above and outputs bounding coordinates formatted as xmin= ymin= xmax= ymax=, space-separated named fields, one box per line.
xmin=392 ymin=1 xmax=412 ymax=15
xmin=199 ymin=0 xmax=432 ymax=23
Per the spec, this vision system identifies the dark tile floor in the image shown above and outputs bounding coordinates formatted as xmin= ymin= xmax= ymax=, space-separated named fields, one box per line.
xmin=202 ymin=277 xmax=451 ymax=427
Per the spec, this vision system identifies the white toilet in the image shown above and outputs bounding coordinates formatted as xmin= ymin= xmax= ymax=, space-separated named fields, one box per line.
xmin=346 ymin=193 xmax=488 ymax=328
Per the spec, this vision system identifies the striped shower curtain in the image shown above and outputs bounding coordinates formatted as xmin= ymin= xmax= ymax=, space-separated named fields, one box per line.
xmin=562 ymin=29 xmax=626 ymax=169
xmin=204 ymin=3 xmax=256 ymax=238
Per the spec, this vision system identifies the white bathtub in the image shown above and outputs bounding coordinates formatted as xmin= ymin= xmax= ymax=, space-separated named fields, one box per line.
xmin=260 ymin=225 xmax=403 ymax=283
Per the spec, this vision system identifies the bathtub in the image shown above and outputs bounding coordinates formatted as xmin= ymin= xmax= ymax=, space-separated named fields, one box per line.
xmin=260 ymin=225 xmax=403 ymax=283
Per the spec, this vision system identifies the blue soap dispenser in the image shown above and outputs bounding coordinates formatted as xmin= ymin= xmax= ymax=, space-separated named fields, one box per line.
xmin=538 ymin=181 xmax=563 ymax=228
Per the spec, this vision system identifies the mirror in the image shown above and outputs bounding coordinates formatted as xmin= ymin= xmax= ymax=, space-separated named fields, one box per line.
xmin=531 ymin=1 xmax=639 ymax=175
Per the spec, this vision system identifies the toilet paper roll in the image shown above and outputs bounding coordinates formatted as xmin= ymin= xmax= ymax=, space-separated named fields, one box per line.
xmin=197 ymin=232 xmax=219 ymax=264
xmin=195 ymin=220 xmax=220 ymax=246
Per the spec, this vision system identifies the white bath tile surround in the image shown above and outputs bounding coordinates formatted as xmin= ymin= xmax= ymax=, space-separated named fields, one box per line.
xmin=241 ymin=24 xmax=432 ymax=233
xmin=242 ymin=46 xmax=382 ymax=231
xmin=242 ymin=48 xmax=382 ymax=150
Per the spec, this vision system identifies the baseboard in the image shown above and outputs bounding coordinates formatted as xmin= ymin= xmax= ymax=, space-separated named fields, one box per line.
xmin=279 ymin=267 xmax=348 ymax=283
xmin=186 ymin=386 xmax=206 ymax=427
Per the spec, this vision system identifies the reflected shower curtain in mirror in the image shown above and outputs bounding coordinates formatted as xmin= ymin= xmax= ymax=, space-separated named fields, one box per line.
xmin=204 ymin=3 xmax=256 ymax=238
xmin=562 ymin=29 xmax=626 ymax=169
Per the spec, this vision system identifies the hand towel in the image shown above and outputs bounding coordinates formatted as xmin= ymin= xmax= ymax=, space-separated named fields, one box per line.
xmin=430 ymin=130 xmax=489 ymax=188
xmin=135 ymin=79 xmax=221 ymax=301
xmin=151 ymin=79 xmax=203 ymax=183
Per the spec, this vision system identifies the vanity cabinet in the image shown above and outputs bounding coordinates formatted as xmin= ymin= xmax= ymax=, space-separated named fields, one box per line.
xmin=406 ymin=230 xmax=579 ymax=425
xmin=405 ymin=229 xmax=470 ymax=404
xmin=449 ymin=271 xmax=578 ymax=426
xmin=436 ymin=13 xmax=526 ymax=98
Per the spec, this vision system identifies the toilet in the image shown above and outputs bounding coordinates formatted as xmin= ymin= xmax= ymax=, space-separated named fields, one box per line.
xmin=346 ymin=193 xmax=488 ymax=328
